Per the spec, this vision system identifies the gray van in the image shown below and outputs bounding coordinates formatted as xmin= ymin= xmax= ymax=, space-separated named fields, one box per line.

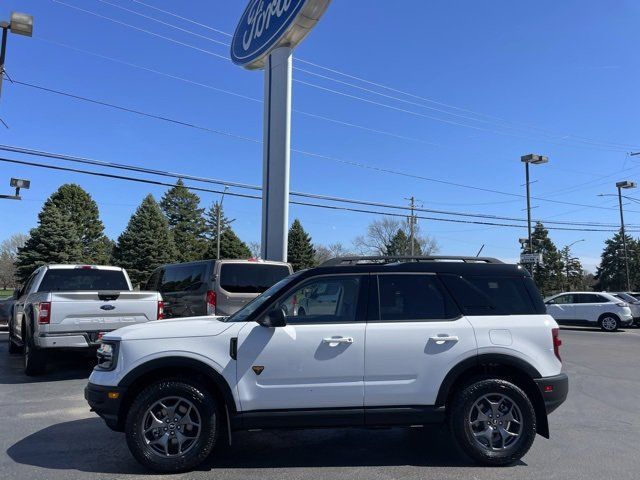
xmin=145 ymin=259 xmax=293 ymax=319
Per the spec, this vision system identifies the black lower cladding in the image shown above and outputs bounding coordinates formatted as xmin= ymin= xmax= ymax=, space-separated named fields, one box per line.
xmin=534 ymin=373 xmax=569 ymax=414
xmin=238 ymin=406 xmax=446 ymax=430
xmin=85 ymin=382 xmax=126 ymax=431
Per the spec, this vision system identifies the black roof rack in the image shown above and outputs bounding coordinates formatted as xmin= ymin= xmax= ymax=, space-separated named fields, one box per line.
xmin=320 ymin=255 xmax=504 ymax=267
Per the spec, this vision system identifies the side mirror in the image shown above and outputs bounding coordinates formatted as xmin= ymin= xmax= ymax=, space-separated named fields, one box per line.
xmin=258 ymin=308 xmax=287 ymax=328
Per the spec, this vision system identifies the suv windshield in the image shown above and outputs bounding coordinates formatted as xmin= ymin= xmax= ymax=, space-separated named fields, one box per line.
xmin=226 ymin=272 xmax=301 ymax=322
xmin=38 ymin=269 xmax=130 ymax=292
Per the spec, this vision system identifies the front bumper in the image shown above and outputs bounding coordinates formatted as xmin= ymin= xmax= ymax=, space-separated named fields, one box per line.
xmin=534 ymin=373 xmax=569 ymax=414
xmin=85 ymin=382 xmax=126 ymax=431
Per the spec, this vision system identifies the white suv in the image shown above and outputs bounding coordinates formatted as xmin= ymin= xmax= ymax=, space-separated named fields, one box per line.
xmin=544 ymin=291 xmax=634 ymax=331
xmin=85 ymin=256 xmax=567 ymax=473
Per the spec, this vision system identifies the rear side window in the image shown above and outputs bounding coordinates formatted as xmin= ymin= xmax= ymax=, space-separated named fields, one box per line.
xmin=159 ymin=264 xmax=207 ymax=293
xmin=37 ymin=269 xmax=129 ymax=292
xmin=376 ymin=274 xmax=460 ymax=321
xmin=145 ymin=269 xmax=162 ymax=291
xmin=576 ymin=294 xmax=609 ymax=303
xmin=440 ymin=274 xmax=542 ymax=315
xmin=219 ymin=264 xmax=291 ymax=293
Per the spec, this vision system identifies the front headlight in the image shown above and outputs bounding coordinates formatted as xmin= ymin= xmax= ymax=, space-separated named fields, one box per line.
xmin=96 ymin=341 xmax=119 ymax=371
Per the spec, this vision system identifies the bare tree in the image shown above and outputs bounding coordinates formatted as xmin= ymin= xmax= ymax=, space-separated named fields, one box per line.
xmin=0 ymin=233 xmax=28 ymax=289
xmin=314 ymin=242 xmax=350 ymax=264
xmin=353 ymin=218 xmax=438 ymax=256
xmin=248 ymin=241 xmax=261 ymax=259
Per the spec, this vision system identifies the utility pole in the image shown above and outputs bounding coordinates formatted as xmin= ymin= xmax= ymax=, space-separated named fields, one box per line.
xmin=216 ymin=186 xmax=229 ymax=260
xmin=407 ymin=196 xmax=416 ymax=256
xmin=0 ymin=13 xmax=33 ymax=100
xmin=616 ymin=181 xmax=636 ymax=291
xmin=521 ymin=154 xmax=549 ymax=271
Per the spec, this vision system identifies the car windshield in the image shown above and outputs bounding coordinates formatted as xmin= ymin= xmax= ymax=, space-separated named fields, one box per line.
xmin=615 ymin=293 xmax=637 ymax=303
xmin=225 ymin=272 xmax=302 ymax=322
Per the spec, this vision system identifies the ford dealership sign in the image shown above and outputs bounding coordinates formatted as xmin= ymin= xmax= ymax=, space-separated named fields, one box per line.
xmin=231 ymin=0 xmax=331 ymax=70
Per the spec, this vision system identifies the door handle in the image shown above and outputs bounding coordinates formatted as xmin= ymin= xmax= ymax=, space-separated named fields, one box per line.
xmin=430 ymin=335 xmax=459 ymax=345
xmin=322 ymin=337 xmax=354 ymax=345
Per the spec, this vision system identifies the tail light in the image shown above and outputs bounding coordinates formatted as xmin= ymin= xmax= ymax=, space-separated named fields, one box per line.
xmin=206 ymin=290 xmax=216 ymax=315
xmin=616 ymin=302 xmax=629 ymax=308
xmin=552 ymin=327 xmax=562 ymax=362
xmin=38 ymin=302 xmax=51 ymax=324
xmin=157 ymin=301 xmax=164 ymax=320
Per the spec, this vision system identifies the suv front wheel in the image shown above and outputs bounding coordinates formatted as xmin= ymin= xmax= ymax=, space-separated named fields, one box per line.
xmin=449 ymin=378 xmax=536 ymax=466
xmin=125 ymin=379 xmax=219 ymax=473
xmin=599 ymin=314 xmax=620 ymax=332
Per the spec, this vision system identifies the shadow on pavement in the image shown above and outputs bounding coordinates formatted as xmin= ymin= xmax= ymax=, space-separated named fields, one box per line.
xmin=7 ymin=418 xmax=524 ymax=474
xmin=0 ymin=334 xmax=95 ymax=385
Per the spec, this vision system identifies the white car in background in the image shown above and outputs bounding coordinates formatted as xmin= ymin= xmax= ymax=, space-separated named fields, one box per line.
xmin=544 ymin=291 xmax=633 ymax=332
xmin=611 ymin=292 xmax=640 ymax=325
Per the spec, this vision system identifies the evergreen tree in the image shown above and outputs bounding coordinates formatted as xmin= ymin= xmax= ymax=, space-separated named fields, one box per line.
xmin=160 ymin=179 xmax=207 ymax=262
xmin=385 ymin=229 xmax=423 ymax=256
xmin=595 ymin=231 xmax=638 ymax=291
xmin=113 ymin=195 xmax=178 ymax=287
xmin=16 ymin=205 xmax=83 ymax=282
xmin=203 ymin=201 xmax=234 ymax=258
xmin=288 ymin=219 xmax=316 ymax=271
xmin=206 ymin=229 xmax=252 ymax=259
xmin=560 ymin=245 xmax=585 ymax=291
xmin=524 ymin=222 xmax=564 ymax=296
xmin=39 ymin=184 xmax=111 ymax=264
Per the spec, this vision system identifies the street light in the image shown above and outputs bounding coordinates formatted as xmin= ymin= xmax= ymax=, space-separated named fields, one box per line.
xmin=216 ymin=186 xmax=229 ymax=260
xmin=521 ymin=154 xmax=549 ymax=266
xmin=616 ymin=181 xmax=636 ymax=291
xmin=1 ymin=12 xmax=34 ymax=98
xmin=563 ymin=239 xmax=585 ymax=291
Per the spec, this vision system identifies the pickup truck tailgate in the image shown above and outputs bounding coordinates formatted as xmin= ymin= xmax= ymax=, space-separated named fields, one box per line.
xmin=46 ymin=291 xmax=159 ymax=333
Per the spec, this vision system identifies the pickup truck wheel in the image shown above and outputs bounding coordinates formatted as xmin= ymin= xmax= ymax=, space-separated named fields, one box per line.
xmin=8 ymin=321 xmax=21 ymax=354
xmin=449 ymin=378 xmax=536 ymax=466
xmin=23 ymin=328 xmax=47 ymax=376
xmin=125 ymin=379 xmax=219 ymax=473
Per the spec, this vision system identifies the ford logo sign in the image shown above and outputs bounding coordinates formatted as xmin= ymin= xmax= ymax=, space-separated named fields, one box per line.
xmin=231 ymin=0 xmax=332 ymax=70
xmin=100 ymin=305 xmax=116 ymax=311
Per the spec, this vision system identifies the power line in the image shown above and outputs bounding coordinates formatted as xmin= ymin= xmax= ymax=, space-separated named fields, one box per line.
xmin=9 ymin=78 xmax=638 ymax=214
xmin=2 ymin=144 xmax=636 ymax=228
xmin=2 ymin=155 xmax=635 ymax=233
xmin=53 ymin=0 xmax=637 ymax=153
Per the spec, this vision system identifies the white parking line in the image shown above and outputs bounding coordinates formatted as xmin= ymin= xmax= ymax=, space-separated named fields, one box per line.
xmin=19 ymin=407 xmax=92 ymax=419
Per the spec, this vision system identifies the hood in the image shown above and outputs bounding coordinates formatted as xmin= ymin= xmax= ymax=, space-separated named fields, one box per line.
xmin=103 ymin=316 xmax=234 ymax=341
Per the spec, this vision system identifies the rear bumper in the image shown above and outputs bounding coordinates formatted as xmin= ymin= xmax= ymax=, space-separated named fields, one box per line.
xmin=36 ymin=332 xmax=108 ymax=349
xmin=85 ymin=382 xmax=126 ymax=431
xmin=534 ymin=373 xmax=569 ymax=414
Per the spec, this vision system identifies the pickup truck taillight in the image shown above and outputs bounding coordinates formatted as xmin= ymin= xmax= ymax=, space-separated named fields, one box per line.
xmin=206 ymin=290 xmax=216 ymax=315
xmin=552 ymin=327 xmax=562 ymax=362
xmin=38 ymin=302 xmax=51 ymax=324
xmin=157 ymin=301 xmax=164 ymax=320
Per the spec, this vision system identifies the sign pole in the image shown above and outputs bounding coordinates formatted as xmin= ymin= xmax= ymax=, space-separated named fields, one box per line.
xmin=261 ymin=46 xmax=292 ymax=262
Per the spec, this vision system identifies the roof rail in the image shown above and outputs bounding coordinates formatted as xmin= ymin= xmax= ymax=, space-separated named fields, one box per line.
xmin=320 ymin=256 xmax=504 ymax=267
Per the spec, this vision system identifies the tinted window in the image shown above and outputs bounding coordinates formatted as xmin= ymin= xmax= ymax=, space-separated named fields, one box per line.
xmin=37 ymin=269 xmax=129 ymax=292
xmin=615 ymin=293 xmax=637 ymax=303
xmin=145 ymin=269 xmax=162 ymax=291
xmin=220 ymin=264 xmax=290 ymax=293
xmin=160 ymin=264 xmax=207 ymax=293
xmin=577 ymin=294 xmax=609 ymax=303
xmin=377 ymin=275 xmax=460 ymax=321
xmin=441 ymin=274 xmax=539 ymax=315
xmin=277 ymin=276 xmax=361 ymax=323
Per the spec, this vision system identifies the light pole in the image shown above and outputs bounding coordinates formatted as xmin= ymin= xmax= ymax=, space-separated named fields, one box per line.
xmin=216 ymin=186 xmax=229 ymax=260
xmin=0 ymin=177 xmax=29 ymax=200
xmin=521 ymin=154 xmax=549 ymax=265
xmin=563 ymin=239 xmax=585 ymax=291
xmin=616 ymin=181 xmax=636 ymax=291
xmin=0 ymin=12 xmax=33 ymax=99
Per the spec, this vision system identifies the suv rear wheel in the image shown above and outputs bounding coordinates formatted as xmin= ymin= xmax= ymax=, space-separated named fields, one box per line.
xmin=599 ymin=314 xmax=619 ymax=332
xmin=125 ymin=379 xmax=219 ymax=473
xmin=449 ymin=378 xmax=536 ymax=466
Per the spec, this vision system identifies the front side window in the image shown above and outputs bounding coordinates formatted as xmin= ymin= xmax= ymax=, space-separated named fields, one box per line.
xmin=377 ymin=274 xmax=460 ymax=321
xmin=550 ymin=294 xmax=574 ymax=305
xmin=276 ymin=276 xmax=361 ymax=323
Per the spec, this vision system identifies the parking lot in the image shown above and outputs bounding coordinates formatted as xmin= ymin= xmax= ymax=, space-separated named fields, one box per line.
xmin=0 ymin=327 xmax=638 ymax=480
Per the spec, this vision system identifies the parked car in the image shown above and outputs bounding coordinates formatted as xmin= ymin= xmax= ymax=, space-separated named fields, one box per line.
xmin=8 ymin=265 xmax=164 ymax=375
xmin=0 ymin=294 xmax=16 ymax=325
xmin=611 ymin=292 xmax=640 ymax=324
xmin=544 ymin=291 xmax=633 ymax=331
xmin=145 ymin=259 xmax=293 ymax=319
xmin=86 ymin=255 xmax=567 ymax=472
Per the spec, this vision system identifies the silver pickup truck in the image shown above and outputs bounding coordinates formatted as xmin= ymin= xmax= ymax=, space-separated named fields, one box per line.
xmin=7 ymin=264 xmax=164 ymax=375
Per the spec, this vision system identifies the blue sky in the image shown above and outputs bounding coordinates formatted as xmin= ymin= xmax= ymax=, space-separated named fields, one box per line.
xmin=1 ymin=0 xmax=640 ymax=271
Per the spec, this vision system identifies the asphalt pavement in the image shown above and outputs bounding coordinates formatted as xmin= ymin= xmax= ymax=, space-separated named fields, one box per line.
xmin=0 ymin=327 xmax=639 ymax=480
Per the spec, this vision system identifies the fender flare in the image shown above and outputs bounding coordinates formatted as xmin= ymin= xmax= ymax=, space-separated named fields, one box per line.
xmin=118 ymin=356 xmax=237 ymax=414
xmin=435 ymin=353 xmax=542 ymax=407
